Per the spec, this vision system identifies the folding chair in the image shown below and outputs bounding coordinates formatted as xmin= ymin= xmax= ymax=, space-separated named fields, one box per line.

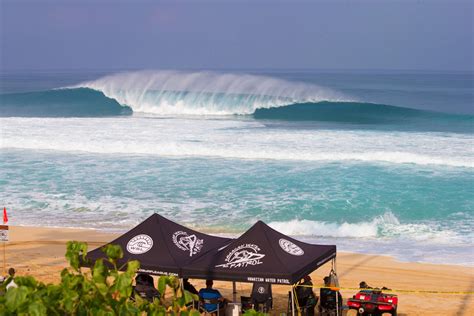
xmin=198 ymin=297 xmax=222 ymax=315
xmin=250 ymin=282 xmax=273 ymax=313
xmin=132 ymin=273 xmax=160 ymax=302
xmin=318 ymin=287 xmax=342 ymax=316
xmin=241 ymin=296 xmax=253 ymax=312
xmin=288 ymin=289 xmax=318 ymax=316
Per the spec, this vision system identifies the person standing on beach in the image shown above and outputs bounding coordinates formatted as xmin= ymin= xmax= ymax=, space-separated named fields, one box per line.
xmin=5 ymin=268 xmax=17 ymax=290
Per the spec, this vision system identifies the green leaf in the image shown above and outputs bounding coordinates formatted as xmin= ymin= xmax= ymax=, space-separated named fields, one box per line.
xmin=174 ymin=296 xmax=185 ymax=308
xmin=65 ymin=241 xmax=88 ymax=270
xmin=28 ymin=301 xmax=48 ymax=316
xmin=14 ymin=276 xmax=38 ymax=288
xmin=126 ymin=260 xmax=140 ymax=274
xmin=92 ymin=259 xmax=108 ymax=284
xmin=60 ymin=289 xmax=80 ymax=313
xmin=183 ymin=290 xmax=195 ymax=305
xmin=95 ymin=283 xmax=109 ymax=297
xmin=5 ymin=286 xmax=29 ymax=312
xmin=168 ymin=276 xmax=180 ymax=290
xmin=102 ymin=244 xmax=123 ymax=262
xmin=243 ymin=310 xmax=268 ymax=316
xmin=157 ymin=277 xmax=167 ymax=296
xmin=114 ymin=273 xmax=133 ymax=298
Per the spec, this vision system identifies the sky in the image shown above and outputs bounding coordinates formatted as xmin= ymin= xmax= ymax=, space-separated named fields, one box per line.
xmin=0 ymin=0 xmax=473 ymax=72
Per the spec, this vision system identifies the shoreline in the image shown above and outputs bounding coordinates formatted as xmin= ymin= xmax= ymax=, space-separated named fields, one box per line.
xmin=11 ymin=223 xmax=473 ymax=268
xmin=5 ymin=225 xmax=474 ymax=315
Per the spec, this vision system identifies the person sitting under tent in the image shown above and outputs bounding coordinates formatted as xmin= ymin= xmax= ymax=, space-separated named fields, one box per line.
xmin=295 ymin=275 xmax=318 ymax=316
xmin=183 ymin=278 xmax=199 ymax=295
xmin=133 ymin=273 xmax=160 ymax=302
xmin=319 ymin=276 xmax=343 ymax=316
xmin=198 ymin=279 xmax=228 ymax=315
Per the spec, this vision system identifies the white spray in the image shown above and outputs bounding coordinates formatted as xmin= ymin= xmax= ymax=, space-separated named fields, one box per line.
xmin=73 ymin=70 xmax=349 ymax=115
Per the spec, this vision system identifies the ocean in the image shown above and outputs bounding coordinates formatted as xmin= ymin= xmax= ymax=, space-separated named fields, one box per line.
xmin=0 ymin=70 xmax=472 ymax=265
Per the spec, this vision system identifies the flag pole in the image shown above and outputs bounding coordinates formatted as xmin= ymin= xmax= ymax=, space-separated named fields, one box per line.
xmin=2 ymin=207 xmax=8 ymax=274
xmin=3 ymin=242 xmax=5 ymax=274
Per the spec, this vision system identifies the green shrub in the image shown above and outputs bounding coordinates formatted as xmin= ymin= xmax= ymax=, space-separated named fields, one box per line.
xmin=0 ymin=241 xmax=194 ymax=315
xmin=0 ymin=241 xmax=267 ymax=316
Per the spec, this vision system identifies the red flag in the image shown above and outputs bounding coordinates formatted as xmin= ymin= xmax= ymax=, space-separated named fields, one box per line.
xmin=3 ymin=207 xmax=8 ymax=224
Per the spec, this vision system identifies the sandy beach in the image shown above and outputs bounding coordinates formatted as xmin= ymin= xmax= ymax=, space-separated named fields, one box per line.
xmin=3 ymin=225 xmax=472 ymax=315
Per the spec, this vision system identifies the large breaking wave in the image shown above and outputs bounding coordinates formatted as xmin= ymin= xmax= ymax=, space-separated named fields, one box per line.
xmin=73 ymin=70 xmax=348 ymax=115
xmin=0 ymin=70 xmax=472 ymax=130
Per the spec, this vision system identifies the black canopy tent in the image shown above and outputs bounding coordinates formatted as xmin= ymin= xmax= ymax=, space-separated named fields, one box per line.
xmin=181 ymin=221 xmax=337 ymax=316
xmin=84 ymin=213 xmax=232 ymax=276
xmin=182 ymin=220 xmax=336 ymax=285
xmin=84 ymin=215 xmax=337 ymax=315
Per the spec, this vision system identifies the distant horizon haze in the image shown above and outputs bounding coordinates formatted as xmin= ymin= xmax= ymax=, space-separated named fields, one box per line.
xmin=1 ymin=0 xmax=472 ymax=72
xmin=1 ymin=67 xmax=473 ymax=74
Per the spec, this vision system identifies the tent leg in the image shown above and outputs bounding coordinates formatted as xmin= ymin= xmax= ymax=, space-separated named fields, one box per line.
xmin=291 ymin=286 xmax=295 ymax=316
xmin=232 ymin=281 xmax=237 ymax=303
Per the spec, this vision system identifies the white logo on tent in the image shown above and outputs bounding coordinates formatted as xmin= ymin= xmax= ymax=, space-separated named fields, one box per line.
xmin=257 ymin=286 xmax=266 ymax=294
xmin=279 ymin=238 xmax=304 ymax=256
xmin=172 ymin=231 xmax=204 ymax=257
xmin=216 ymin=244 xmax=265 ymax=268
xmin=127 ymin=234 xmax=153 ymax=254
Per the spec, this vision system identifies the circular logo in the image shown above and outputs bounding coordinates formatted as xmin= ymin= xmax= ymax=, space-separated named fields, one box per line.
xmin=257 ymin=286 xmax=266 ymax=294
xmin=279 ymin=238 xmax=304 ymax=256
xmin=127 ymin=234 xmax=153 ymax=254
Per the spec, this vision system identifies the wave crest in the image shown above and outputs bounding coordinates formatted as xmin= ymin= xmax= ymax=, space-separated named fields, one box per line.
xmin=268 ymin=212 xmax=467 ymax=243
xmin=269 ymin=212 xmax=400 ymax=238
xmin=74 ymin=70 xmax=349 ymax=115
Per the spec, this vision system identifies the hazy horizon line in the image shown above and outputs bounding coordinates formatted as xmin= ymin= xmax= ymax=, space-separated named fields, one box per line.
xmin=1 ymin=67 xmax=473 ymax=75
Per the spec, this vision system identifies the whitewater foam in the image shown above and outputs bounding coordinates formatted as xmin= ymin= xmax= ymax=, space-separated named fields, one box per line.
xmin=73 ymin=70 xmax=350 ymax=115
xmin=268 ymin=212 xmax=468 ymax=244
xmin=1 ymin=117 xmax=473 ymax=168
xmin=268 ymin=213 xmax=474 ymax=265
xmin=269 ymin=212 xmax=400 ymax=238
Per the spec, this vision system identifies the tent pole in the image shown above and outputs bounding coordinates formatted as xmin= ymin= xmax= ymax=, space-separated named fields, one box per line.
xmin=179 ymin=278 xmax=184 ymax=294
xmin=333 ymin=257 xmax=339 ymax=316
xmin=291 ymin=285 xmax=295 ymax=316
xmin=232 ymin=281 xmax=237 ymax=303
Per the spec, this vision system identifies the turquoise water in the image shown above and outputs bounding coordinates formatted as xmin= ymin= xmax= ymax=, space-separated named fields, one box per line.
xmin=0 ymin=70 xmax=472 ymax=265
